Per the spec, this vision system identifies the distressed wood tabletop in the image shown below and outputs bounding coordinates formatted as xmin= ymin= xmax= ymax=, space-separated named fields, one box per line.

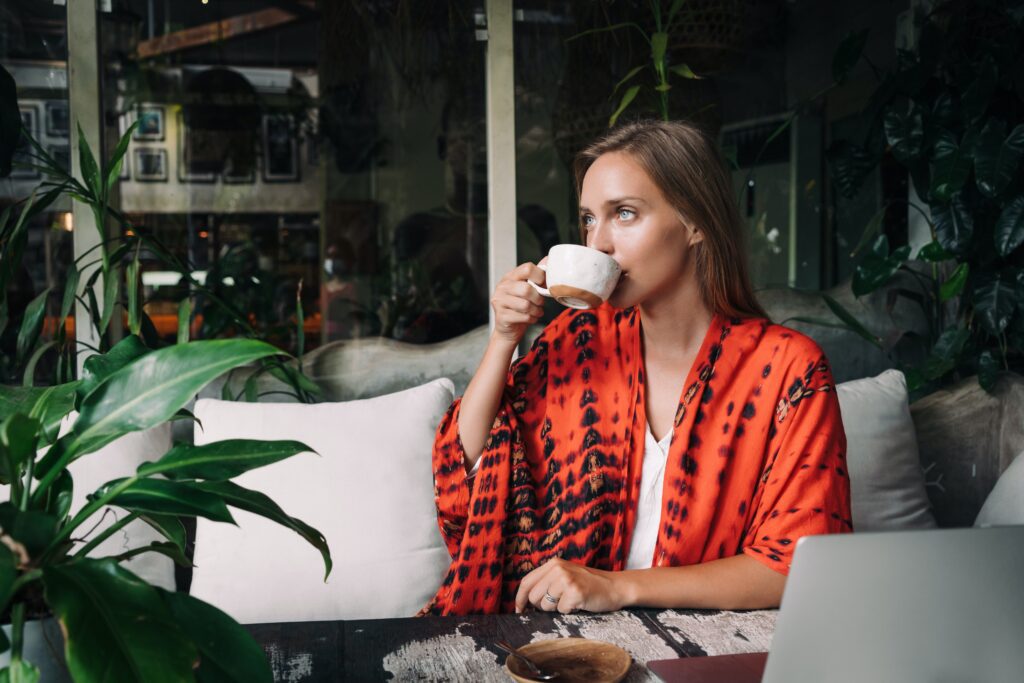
xmin=247 ymin=607 xmax=777 ymax=682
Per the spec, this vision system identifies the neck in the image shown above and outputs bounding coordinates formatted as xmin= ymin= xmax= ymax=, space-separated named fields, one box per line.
xmin=638 ymin=278 xmax=714 ymax=360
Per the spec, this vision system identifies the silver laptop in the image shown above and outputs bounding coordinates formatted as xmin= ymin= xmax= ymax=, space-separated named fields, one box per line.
xmin=649 ymin=526 xmax=1024 ymax=683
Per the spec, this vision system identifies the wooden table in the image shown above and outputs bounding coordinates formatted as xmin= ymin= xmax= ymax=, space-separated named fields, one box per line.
xmin=247 ymin=607 xmax=777 ymax=682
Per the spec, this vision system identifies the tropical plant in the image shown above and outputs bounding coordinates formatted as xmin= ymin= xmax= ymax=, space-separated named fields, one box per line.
xmin=824 ymin=0 xmax=1024 ymax=393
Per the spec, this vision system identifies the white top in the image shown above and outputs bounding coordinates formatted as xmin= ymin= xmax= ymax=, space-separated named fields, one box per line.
xmin=625 ymin=424 xmax=672 ymax=569
xmin=467 ymin=423 xmax=671 ymax=570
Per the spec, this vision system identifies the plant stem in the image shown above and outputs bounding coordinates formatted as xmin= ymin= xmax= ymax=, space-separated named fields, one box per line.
xmin=38 ymin=476 xmax=138 ymax=561
xmin=11 ymin=603 xmax=24 ymax=661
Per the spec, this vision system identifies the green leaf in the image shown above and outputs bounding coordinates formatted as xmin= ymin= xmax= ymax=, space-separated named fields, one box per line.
xmin=266 ymin=362 xmax=322 ymax=398
xmin=58 ymin=265 xmax=80 ymax=330
xmin=667 ymin=0 xmax=686 ymax=24
xmin=852 ymin=235 xmax=909 ymax=296
xmin=177 ymin=298 xmax=191 ymax=345
xmin=940 ymin=263 xmax=970 ymax=302
xmin=932 ymin=327 xmax=970 ymax=362
xmin=104 ymin=478 xmax=236 ymax=524
xmin=994 ymin=196 xmax=1024 ymax=257
xmin=0 ymin=503 xmax=58 ymax=559
xmin=78 ymin=334 xmax=150 ymax=403
xmin=931 ymin=195 xmax=975 ymax=257
xmin=114 ymin=541 xmax=192 ymax=568
xmin=35 ymin=340 xmax=282 ymax=483
xmin=127 ymin=253 xmax=141 ymax=337
xmin=916 ymin=240 xmax=952 ymax=262
xmin=159 ymin=589 xmax=273 ymax=683
xmin=974 ymin=122 xmax=1024 ymax=198
xmin=138 ymin=439 xmax=313 ymax=481
xmin=973 ymin=275 xmax=1018 ymax=336
xmin=832 ymin=28 xmax=869 ymax=83
xmin=670 ymin=63 xmax=700 ymax=79
xmin=826 ymin=140 xmax=877 ymax=198
xmin=651 ymin=31 xmax=669 ymax=66
xmin=15 ymin=288 xmax=51 ymax=365
xmin=0 ymin=414 xmax=40 ymax=483
xmin=43 ymin=558 xmax=197 ymax=683
xmin=243 ymin=374 xmax=259 ymax=403
xmin=0 ymin=384 xmax=76 ymax=448
xmin=613 ymin=65 xmax=645 ymax=94
xmin=609 ymin=85 xmax=641 ymax=127
xmin=822 ymin=294 xmax=883 ymax=348
xmin=138 ymin=514 xmax=187 ymax=554
xmin=929 ymin=129 xmax=975 ymax=202
xmin=47 ymin=469 xmax=74 ymax=522
xmin=197 ymin=480 xmax=332 ymax=579
xmin=99 ymin=264 xmax=121 ymax=336
xmin=0 ymin=660 xmax=41 ymax=683
xmin=106 ymin=122 xmax=137 ymax=192
xmin=883 ymin=99 xmax=924 ymax=164
xmin=978 ymin=350 xmax=1000 ymax=392
xmin=75 ymin=122 xmax=101 ymax=199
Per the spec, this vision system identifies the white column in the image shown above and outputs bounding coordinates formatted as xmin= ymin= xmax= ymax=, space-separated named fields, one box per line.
xmin=67 ymin=0 xmax=104 ymax=372
xmin=484 ymin=0 xmax=517 ymax=328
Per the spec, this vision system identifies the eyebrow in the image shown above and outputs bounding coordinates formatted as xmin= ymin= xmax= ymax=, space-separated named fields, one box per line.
xmin=579 ymin=197 xmax=648 ymax=213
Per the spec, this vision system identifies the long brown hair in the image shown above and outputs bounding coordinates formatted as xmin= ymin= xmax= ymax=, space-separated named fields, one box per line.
xmin=573 ymin=120 xmax=768 ymax=320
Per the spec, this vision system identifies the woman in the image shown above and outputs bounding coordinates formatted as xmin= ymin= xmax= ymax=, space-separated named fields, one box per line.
xmin=422 ymin=120 xmax=851 ymax=616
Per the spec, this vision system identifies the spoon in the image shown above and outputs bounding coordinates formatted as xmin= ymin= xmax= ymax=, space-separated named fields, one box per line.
xmin=495 ymin=639 xmax=560 ymax=681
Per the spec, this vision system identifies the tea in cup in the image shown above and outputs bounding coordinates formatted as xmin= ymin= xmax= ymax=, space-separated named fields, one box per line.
xmin=528 ymin=244 xmax=622 ymax=309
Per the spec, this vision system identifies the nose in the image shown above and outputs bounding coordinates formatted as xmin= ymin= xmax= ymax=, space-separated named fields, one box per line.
xmin=588 ymin=219 xmax=614 ymax=255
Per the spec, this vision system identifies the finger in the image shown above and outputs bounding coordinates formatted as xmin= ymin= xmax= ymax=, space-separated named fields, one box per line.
xmin=557 ymin=588 xmax=582 ymax=614
xmin=526 ymin=264 xmax=546 ymax=286
xmin=510 ymin=280 xmax=546 ymax=307
xmin=515 ymin=560 xmax=558 ymax=613
xmin=499 ymin=295 xmax=544 ymax=318
xmin=529 ymin=580 xmax=560 ymax=613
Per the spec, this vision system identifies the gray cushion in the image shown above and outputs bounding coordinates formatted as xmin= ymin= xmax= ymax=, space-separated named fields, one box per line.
xmin=837 ymin=369 xmax=937 ymax=531
xmin=975 ymin=453 xmax=1024 ymax=527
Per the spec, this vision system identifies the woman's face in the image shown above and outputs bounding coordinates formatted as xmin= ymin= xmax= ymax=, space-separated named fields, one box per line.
xmin=579 ymin=151 xmax=702 ymax=310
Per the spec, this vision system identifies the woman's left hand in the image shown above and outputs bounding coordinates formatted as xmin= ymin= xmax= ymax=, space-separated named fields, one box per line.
xmin=514 ymin=558 xmax=628 ymax=614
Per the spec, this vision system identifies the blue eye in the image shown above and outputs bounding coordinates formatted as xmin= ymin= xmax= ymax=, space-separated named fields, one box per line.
xmin=617 ymin=208 xmax=636 ymax=220
xmin=581 ymin=214 xmax=596 ymax=228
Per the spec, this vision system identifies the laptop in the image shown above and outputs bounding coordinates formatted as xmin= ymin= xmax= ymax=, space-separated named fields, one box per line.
xmin=648 ymin=526 xmax=1024 ymax=683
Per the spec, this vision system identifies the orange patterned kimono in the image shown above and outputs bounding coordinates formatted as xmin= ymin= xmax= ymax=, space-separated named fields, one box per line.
xmin=424 ymin=305 xmax=851 ymax=615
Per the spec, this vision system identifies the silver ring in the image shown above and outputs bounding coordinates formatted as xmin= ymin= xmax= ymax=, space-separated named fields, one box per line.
xmin=543 ymin=591 xmax=559 ymax=604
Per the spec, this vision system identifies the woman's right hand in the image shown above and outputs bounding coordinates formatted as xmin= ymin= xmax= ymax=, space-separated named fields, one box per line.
xmin=491 ymin=262 xmax=547 ymax=344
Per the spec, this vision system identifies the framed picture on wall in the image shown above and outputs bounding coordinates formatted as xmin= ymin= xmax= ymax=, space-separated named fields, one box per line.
xmin=11 ymin=106 xmax=40 ymax=179
xmin=262 ymin=114 xmax=299 ymax=182
xmin=132 ymin=105 xmax=165 ymax=142
xmin=45 ymin=101 xmax=69 ymax=138
xmin=177 ymin=111 xmax=216 ymax=183
xmin=134 ymin=148 xmax=168 ymax=182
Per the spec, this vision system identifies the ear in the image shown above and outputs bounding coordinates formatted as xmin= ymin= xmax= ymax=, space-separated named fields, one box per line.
xmin=687 ymin=226 xmax=704 ymax=247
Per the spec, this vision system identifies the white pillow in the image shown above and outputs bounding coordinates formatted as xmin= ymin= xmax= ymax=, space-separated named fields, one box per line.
xmin=975 ymin=453 xmax=1024 ymax=527
xmin=189 ymin=378 xmax=454 ymax=623
xmin=837 ymin=369 xmax=937 ymax=531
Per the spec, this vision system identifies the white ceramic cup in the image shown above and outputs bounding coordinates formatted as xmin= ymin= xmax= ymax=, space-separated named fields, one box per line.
xmin=528 ymin=244 xmax=622 ymax=309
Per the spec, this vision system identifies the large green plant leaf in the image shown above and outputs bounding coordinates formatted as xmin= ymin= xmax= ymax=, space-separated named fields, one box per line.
xmin=0 ymin=64 xmax=19 ymax=177
xmin=103 ymin=478 xmax=236 ymax=524
xmin=940 ymin=263 xmax=970 ymax=302
xmin=609 ymin=85 xmax=640 ymax=127
xmin=0 ymin=503 xmax=58 ymax=559
xmin=0 ymin=414 xmax=39 ymax=484
xmin=826 ymin=140 xmax=877 ymax=198
xmin=931 ymin=195 xmax=975 ymax=256
xmin=138 ymin=514 xmax=187 ymax=554
xmin=974 ymin=275 xmax=1018 ymax=335
xmin=915 ymin=240 xmax=952 ymax=262
xmin=852 ymin=235 xmax=911 ymax=296
xmin=821 ymin=294 xmax=883 ymax=348
xmin=196 ymin=480 xmax=332 ymax=579
xmin=930 ymin=129 xmax=976 ymax=202
xmin=138 ymin=439 xmax=313 ymax=481
xmin=77 ymin=334 xmax=150 ymax=403
xmin=35 ymin=340 xmax=281 ymax=483
xmin=978 ymin=350 xmax=1001 ymax=392
xmin=15 ymin=288 xmax=51 ymax=366
xmin=974 ymin=122 xmax=1024 ymax=198
xmin=0 ymin=661 xmax=40 ymax=683
xmin=159 ymin=590 xmax=273 ymax=683
xmin=994 ymin=196 xmax=1024 ymax=257
xmin=43 ymin=558 xmax=197 ymax=683
xmin=0 ymin=384 xmax=76 ymax=447
xmin=883 ymin=99 xmax=924 ymax=163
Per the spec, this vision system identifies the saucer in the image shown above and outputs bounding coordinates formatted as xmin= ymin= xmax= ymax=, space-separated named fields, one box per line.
xmin=504 ymin=637 xmax=632 ymax=683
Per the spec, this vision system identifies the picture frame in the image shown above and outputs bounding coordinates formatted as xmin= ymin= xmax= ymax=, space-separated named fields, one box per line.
xmin=132 ymin=104 xmax=165 ymax=142
xmin=134 ymin=148 xmax=168 ymax=182
xmin=47 ymin=144 xmax=71 ymax=174
xmin=45 ymin=101 xmax=69 ymax=138
xmin=11 ymin=106 xmax=41 ymax=180
xmin=177 ymin=111 xmax=216 ymax=183
xmin=262 ymin=114 xmax=299 ymax=182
